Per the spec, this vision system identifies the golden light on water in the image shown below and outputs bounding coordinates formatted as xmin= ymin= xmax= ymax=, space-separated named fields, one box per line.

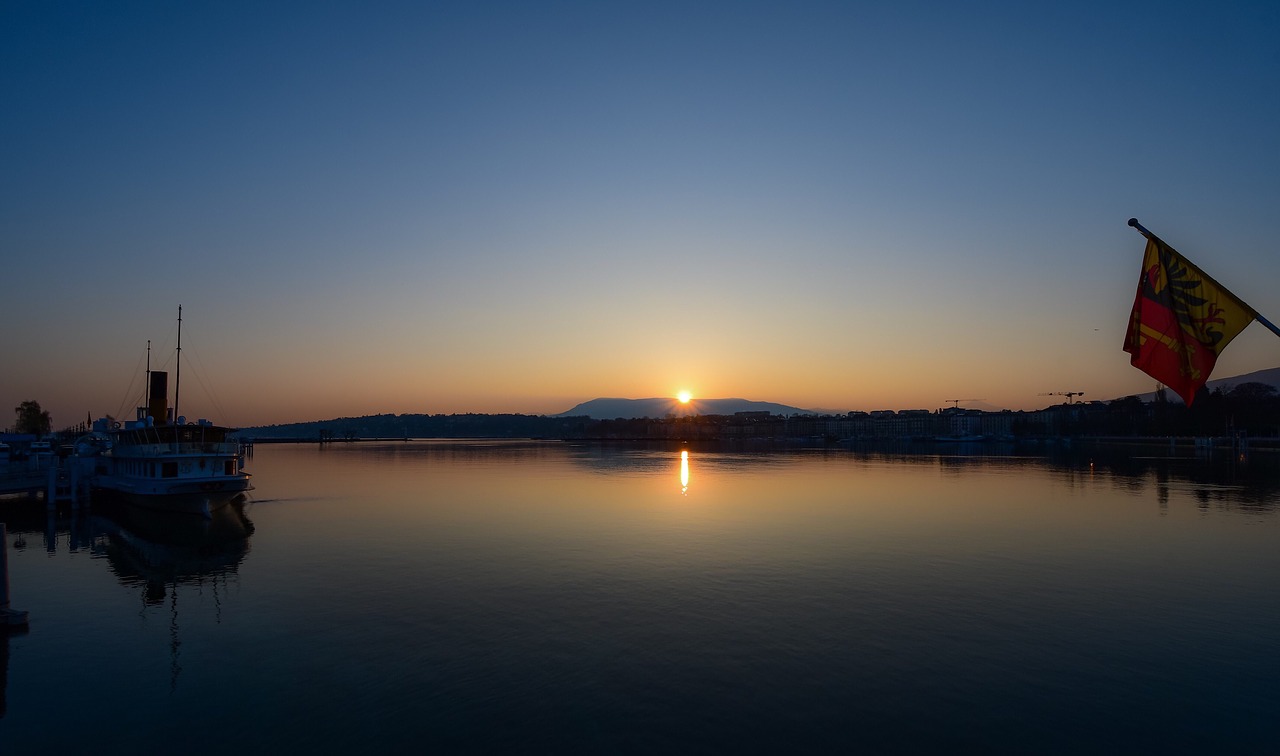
xmin=680 ymin=450 xmax=689 ymax=495
xmin=677 ymin=391 xmax=692 ymax=404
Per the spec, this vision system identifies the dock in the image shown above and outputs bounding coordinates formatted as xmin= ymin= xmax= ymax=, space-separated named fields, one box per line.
xmin=0 ymin=459 xmax=88 ymax=506
xmin=0 ymin=467 xmax=48 ymax=498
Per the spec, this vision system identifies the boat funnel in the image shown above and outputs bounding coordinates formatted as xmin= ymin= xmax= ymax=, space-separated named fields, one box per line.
xmin=149 ymin=371 xmax=169 ymax=425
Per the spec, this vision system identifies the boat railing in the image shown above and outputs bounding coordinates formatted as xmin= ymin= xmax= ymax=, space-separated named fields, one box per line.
xmin=112 ymin=441 xmax=241 ymax=456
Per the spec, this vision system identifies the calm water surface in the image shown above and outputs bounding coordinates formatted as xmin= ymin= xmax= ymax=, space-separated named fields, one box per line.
xmin=2 ymin=442 xmax=1278 ymax=754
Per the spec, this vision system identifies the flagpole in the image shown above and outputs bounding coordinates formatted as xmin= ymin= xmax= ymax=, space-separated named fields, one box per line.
xmin=1127 ymin=218 xmax=1280 ymax=339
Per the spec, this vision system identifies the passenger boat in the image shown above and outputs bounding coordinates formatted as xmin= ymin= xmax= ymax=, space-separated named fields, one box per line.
xmin=81 ymin=308 xmax=252 ymax=515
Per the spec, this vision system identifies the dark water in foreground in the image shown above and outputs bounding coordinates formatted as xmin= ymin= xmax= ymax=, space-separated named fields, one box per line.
xmin=2 ymin=442 xmax=1278 ymax=754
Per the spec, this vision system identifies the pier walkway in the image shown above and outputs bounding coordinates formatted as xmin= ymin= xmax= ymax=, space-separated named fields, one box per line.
xmin=0 ymin=467 xmax=49 ymax=497
xmin=0 ymin=460 xmax=85 ymax=504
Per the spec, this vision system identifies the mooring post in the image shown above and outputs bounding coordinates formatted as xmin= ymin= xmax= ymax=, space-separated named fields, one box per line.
xmin=69 ymin=464 xmax=81 ymax=510
xmin=0 ymin=524 xmax=30 ymax=627
xmin=0 ymin=525 xmax=8 ymax=609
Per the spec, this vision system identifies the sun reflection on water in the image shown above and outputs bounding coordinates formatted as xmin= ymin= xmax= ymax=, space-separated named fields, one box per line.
xmin=680 ymin=449 xmax=689 ymax=495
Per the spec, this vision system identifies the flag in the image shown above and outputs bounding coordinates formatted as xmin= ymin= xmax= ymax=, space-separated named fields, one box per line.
xmin=1123 ymin=236 xmax=1256 ymax=405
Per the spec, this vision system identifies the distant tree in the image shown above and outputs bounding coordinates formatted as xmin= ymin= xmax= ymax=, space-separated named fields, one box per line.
xmin=1227 ymin=382 xmax=1278 ymax=401
xmin=1108 ymin=396 xmax=1145 ymax=411
xmin=14 ymin=400 xmax=52 ymax=436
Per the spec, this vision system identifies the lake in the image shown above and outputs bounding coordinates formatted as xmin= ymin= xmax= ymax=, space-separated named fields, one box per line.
xmin=2 ymin=441 xmax=1278 ymax=754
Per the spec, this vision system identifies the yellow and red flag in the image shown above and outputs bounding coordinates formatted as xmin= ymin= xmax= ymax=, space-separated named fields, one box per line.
xmin=1123 ymin=236 xmax=1256 ymax=405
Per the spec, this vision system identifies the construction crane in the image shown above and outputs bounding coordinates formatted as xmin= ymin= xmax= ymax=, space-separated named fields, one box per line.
xmin=1039 ymin=391 xmax=1085 ymax=403
xmin=944 ymin=399 xmax=982 ymax=408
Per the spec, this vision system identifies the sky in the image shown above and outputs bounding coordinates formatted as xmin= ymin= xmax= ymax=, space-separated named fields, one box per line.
xmin=4 ymin=1 xmax=1280 ymax=428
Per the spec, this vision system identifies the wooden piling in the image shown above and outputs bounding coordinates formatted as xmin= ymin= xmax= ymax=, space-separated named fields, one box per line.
xmin=0 ymin=525 xmax=29 ymax=627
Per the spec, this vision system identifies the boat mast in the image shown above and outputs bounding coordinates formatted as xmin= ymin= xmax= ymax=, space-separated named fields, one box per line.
xmin=174 ymin=305 xmax=182 ymax=425
xmin=144 ymin=339 xmax=151 ymax=415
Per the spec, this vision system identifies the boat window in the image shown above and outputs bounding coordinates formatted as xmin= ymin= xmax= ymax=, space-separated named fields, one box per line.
xmin=162 ymin=462 xmax=178 ymax=478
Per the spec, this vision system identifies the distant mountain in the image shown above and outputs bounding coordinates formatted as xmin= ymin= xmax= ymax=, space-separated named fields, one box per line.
xmin=1128 ymin=366 xmax=1280 ymax=404
xmin=240 ymin=413 xmax=590 ymax=440
xmin=556 ymin=397 xmax=812 ymax=420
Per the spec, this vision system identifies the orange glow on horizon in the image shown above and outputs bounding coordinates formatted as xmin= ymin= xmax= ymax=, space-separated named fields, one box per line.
xmin=677 ymin=390 xmax=692 ymax=404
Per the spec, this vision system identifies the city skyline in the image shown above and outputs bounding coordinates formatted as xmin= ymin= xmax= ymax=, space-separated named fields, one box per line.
xmin=5 ymin=2 xmax=1279 ymax=427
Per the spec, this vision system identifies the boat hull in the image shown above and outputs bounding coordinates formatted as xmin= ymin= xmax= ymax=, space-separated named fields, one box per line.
xmin=92 ymin=476 xmax=253 ymax=515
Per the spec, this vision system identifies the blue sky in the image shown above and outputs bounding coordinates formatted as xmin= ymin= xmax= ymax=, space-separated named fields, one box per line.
xmin=4 ymin=1 xmax=1279 ymax=426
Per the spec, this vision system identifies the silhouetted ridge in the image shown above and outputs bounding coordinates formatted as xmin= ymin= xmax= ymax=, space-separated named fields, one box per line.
xmin=1128 ymin=366 xmax=1280 ymax=404
xmin=556 ymin=397 xmax=810 ymax=419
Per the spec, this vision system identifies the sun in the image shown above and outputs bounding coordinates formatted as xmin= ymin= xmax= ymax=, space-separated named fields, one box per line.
xmin=677 ymin=390 xmax=693 ymax=404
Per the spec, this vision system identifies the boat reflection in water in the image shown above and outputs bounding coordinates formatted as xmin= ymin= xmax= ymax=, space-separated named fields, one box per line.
xmin=92 ymin=496 xmax=254 ymax=603
xmin=90 ymin=497 xmax=254 ymax=691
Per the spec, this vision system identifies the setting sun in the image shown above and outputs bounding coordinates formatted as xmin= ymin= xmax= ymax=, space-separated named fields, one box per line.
xmin=677 ymin=391 xmax=692 ymax=404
